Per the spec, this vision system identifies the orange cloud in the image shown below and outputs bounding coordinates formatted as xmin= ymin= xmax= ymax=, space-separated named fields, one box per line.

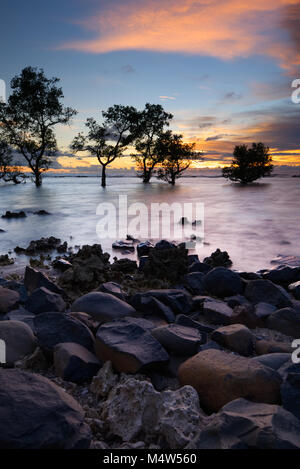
xmin=59 ymin=0 xmax=300 ymax=69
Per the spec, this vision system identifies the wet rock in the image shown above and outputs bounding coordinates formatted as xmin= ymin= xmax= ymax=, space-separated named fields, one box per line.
xmin=54 ymin=342 xmax=101 ymax=384
xmin=151 ymin=324 xmax=204 ymax=356
xmin=25 ymin=287 xmax=66 ymax=314
xmin=0 ymin=286 xmax=19 ymax=314
xmin=245 ymin=279 xmax=292 ymax=308
xmin=188 ymin=398 xmax=300 ymax=449
xmin=100 ymin=377 xmax=204 ymax=448
xmin=203 ymin=249 xmax=232 ymax=268
xmin=266 ymin=307 xmax=300 ymax=338
xmin=98 ymin=281 xmax=125 ymax=301
xmin=178 ymin=349 xmax=282 ymax=413
xmin=211 ymin=324 xmax=254 ymax=356
xmin=262 ymin=265 xmax=300 ymax=286
xmin=34 ymin=312 xmax=95 ymax=356
xmin=2 ymin=211 xmax=26 ymax=219
xmin=230 ymin=304 xmax=263 ymax=329
xmin=175 ymin=314 xmax=214 ymax=333
xmin=137 ymin=241 xmax=154 ymax=257
xmin=0 ymin=320 xmax=36 ymax=365
xmin=281 ymin=364 xmax=300 ymax=420
xmin=255 ymin=339 xmax=292 ymax=355
xmin=130 ymin=293 xmax=175 ymax=323
xmin=204 ymin=267 xmax=243 ymax=298
xmin=14 ymin=236 xmax=62 ymax=255
xmin=71 ymin=292 xmax=135 ymax=322
xmin=0 ymin=368 xmax=91 ymax=448
xmin=288 ymin=281 xmax=300 ymax=300
xmin=183 ymin=272 xmax=206 ymax=295
xmin=33 ymin=210 xmax=51 ymax=215
xmin=90 ymin=361 xmax=118 ymax=399
xmin=24 ymin=266 xmax=63 ymax=295
xmin=252 ymin=353 xmax=291 ymax=371
xmin=95 ymin=317 xmax=169 ymax=373
xmin=52 ymin=258 xmax=72 ymax=272
xmin=202 ymin=298 xmax=234 ymax=325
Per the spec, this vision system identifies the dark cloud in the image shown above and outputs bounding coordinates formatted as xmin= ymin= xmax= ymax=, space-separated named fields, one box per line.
xmin=223 ymin=91 xmax=242 ymax=101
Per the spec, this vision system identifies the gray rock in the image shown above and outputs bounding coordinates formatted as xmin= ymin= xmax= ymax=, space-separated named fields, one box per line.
xmin=204 ymin=267 xmax=243 ymax=298
xmin=0 ymin=368 xmax=91 ymax=448
xmin=54 ymin=342 xmax=101 ymax=384
xmin=252 ymin=353 xmax=291 ymax=371
xmin=71 ymin=292 xmax=135 ymax=322
xmin=202 ymin=298 xmax=234 ymax=325
xmin=0 ymin=320 xmax=36 ymax=365
xmin=0 ymin=287 xmax=19 ymax=314
xmin=25 ymin=287 xmax=66 ymax=314
xmin=151 ymin=324 xmax=204 ymax=356
xmin=90 ymin=361 xmax=119 ymax=398
xmin=188 ymin=398 xmax=300 ymax=449
xmin=266 ymin=307 xmax=300 ymax=337
xmin=34 ymin=312 xmax=95 ymax=356
xmin=245 ymin=279 xmax=292 ymax=308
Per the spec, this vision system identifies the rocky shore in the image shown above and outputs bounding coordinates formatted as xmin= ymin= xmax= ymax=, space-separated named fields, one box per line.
xmin=0 ymin=239 xmax=300 ymax=449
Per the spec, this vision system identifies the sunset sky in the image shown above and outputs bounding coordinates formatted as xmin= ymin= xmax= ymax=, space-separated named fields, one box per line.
xmin=1 ymin=0 xmax=300 ymax=172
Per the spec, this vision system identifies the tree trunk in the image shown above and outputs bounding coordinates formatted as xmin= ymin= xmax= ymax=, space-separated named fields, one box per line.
xmin=34 ymin=170 xmax=42 ymax=187
xmin=143 ymin=169 xmax=151 ymax=183
xmin=101 ymin=165 xmax=106 ymax=188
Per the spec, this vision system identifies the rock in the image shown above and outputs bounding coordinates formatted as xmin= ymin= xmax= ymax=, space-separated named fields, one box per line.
xmin=188 ymin=398 xmax=300 ymax=449
xmin=262 ymin=265 xmax=300 ymax=285
xmin=0 ymin=287 xmax=20 ymax=314
xmin=0 ymin=254 xmax=14 ymax=266
xmin=188 ymin=254 xmax=199 ymax=265
xmin=225 ymin=294 xmax=250 ymax=308
xmin=188 ymin=261 xmax=210 ymax=274
xmin=230 ymin=304 xmax=263 ymax=329
xmin=178 ymin=349 xmax=282 ymax=413
xmin=2 ymin=210 xmax=26 ymax=219
xmin=15 ymin=236 xmax=63 ymax=255
xmin=254 ymin=302 xmax=276 ymax=319
xmin=68 ymin=311 xmax=99 ymax=334
xmin=130 ymin=293 xmax=175 ymax=323
xmin=111 ymin=258 xmax=137 ymax=273
xmin=183 ymin=272 xmax=206 ymax=295
xmin=71 ymin=292 xmax=135 ymax=322
xmin=54 ymin=342 xmax=101 ymax=384
xmin=34 ymin=312 xmax=95 ymax=356
xmin=151 ymin=324 xmax=204 ymax=356
xmin=137 ymin=241 xmax=154 ymax=257
xmin=112 ymin=240 xmax=135 ymax=251
xmin=252 ymin=353 xmax=291 ymax=371
xmin=0 ymin=320 xmax=36 ymax=365
xmin=201 ymin=297 xmax=234 ymax=325
xmin=100 ymin=377 xmax=204 ymax=448
xmin=211 ymin=324 xmax=254 ymax=356
xmin=142 ymin=243 xmax=189 ymax=283
xmin=266 ymin=307 xmax=300 ymax=337
xmin=175 ymin=314 xmax=214 ymax=333
xmin=281 ymin=364 xmax=300 ymax=420
xmin=200 ymin=340 xmax=224 ymax=352
xmin=239 ymin=271 xmax=261 ymax=280
xmin=288 ymin=281 xmax=300 ymax=300
xmin=33 ymin=210 xmax=51 ymax=215
xmin=203 ymin=249 xmax=232 ymax=268
xmin=255 ymin=339 xmax=292 ymax=355
xmin=24 ymin=266 xmax=63 ymax=295
xmin=245 ymin=279 xmax=292 ymax=308
xmin=155 ymin=240 xmax=177 ymax=250
xmin=25 ymin=287 xmax=66 ymax=314
xmin=0 ymin=279 xmax=28 ymax=303
xmin=0 ymin=368 xmax=91 ymax=448
xmin=52 ymin=258 xmax=72 ymax=272
xmin=95 ymin=318 xmax=169 ymax=373
xmin=204 ymin=267 xmax=243 ymax=298
xmin=90 ymin=361 xmax=118 ymax=398
xmin=4 ymin=309 xmax=35 ymax=332
xmin=97 ymin=281 xmax=125 ymax=300
xmin=132 ymin=289 xmax=191 ymax=316
xmin=17 ymin=346 xmax=48 ymax=372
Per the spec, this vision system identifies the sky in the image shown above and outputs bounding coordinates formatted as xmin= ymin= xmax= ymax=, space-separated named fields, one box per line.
xmin=1 ymin=0 xmax=300 ymax=172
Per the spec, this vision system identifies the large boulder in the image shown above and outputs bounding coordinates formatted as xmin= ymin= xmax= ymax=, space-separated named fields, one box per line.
xmin=211 ymin=324 xmax=254 ymax=356
xmin=288 ymin=281 xmax=300 ymax=300
xmin=151 ymin=324 xmax=204 ymax=356
xmin=188 ymin=398 xmax=300 ymax=449
xmin=34 ymin=312 xmax=95 ymax=356
xmin=281 ymin=364 xmax=300 ymax=420
xmin=245 ymin=279 xmax=292 ymax=308
xmin=71 ymin=292 xmax=135 ymax=322
xmin=0 ymin=320 xmax=36 ymax=365
xmin=53 ymin=342 xmax=101 ymax=384
xmin=95 ymin=318 xmax=169 ymax=373
xmin=25 ymin=287 xmax=66 ymax=314
xmin=203 ymin=267 xmax=243 ymax=298
xmin=100 ymin=377 xmax=205 ymax=448
xmin=0 ymin=287 xmax=19 ymax=314
xmin=178 ymin=349 xmax=282 ymax=413
xmin=266 ymin=307 xmax=300 ymax=337
xmin=201 ymin=298 xmax=233 ymax=325
xmin=24 ymin=266 xmax=63 ymax=295
xmin=0 ymin=369 xmax=91 ymax=448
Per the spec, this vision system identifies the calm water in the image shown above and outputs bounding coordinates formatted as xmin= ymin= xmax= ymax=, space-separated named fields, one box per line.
xmin=0 ymin=175 xmax=299 ymax=272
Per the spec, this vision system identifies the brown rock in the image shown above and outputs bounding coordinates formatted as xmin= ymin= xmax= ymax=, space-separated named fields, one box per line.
xmin=255 ymin=339 xmax=293 ymax=355
xmin=230 ymin=304 xmax=264 ymax=329
xmin=211 ymin=324 xmax=254 ymax=356
xmin=0 ymin=287 xmax=19 ymax=314
xmin=178 ymin=349 xmax=282 ymax=413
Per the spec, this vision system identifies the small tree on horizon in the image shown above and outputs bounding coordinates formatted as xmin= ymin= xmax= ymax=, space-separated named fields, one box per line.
xmin=133 ymin=103 xmax=173 ymax=183
xmin=222 ymin=142 xmax=273 ymax=184
xmin=71 ymin=105 xmax=139 ymax=188
xmin=0 ymin=141 xmax=26 ymax=184
xmin=156 ymin=131 xmax=198 ymax=185
xmin=0 ymin=67 xmax=77 ymax=186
